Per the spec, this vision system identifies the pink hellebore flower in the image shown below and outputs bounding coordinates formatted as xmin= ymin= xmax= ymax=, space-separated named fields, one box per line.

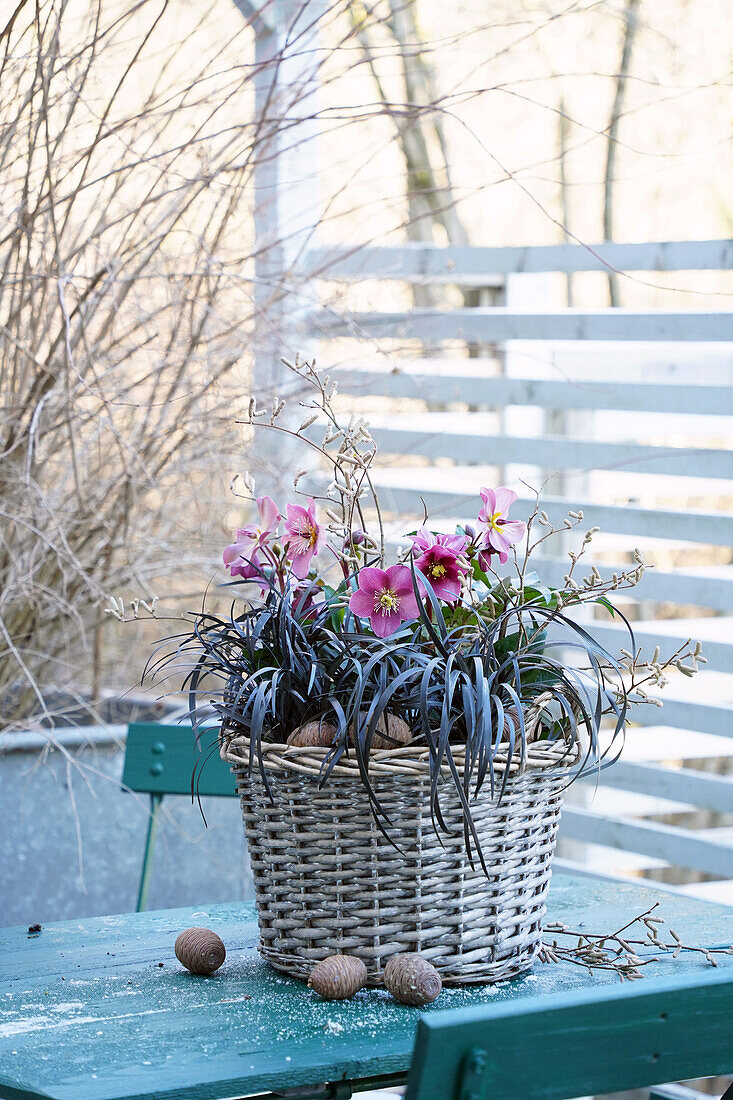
xmin=476 ymin=487 xmax=526 ymax=566
xmin=411 ymin=527 xmax=467 ymax=557
xmin=349 ymin=565 xmax=421 ymax=638
xmin=284 ymin=499 xmax=323 ymax=579
xmin=222 ymin=544 xmax=264 ymax=583
xmin=223 ymin=495 xmax=281 ymax=582
xmin=410 ymin=532 xmax=467 ymax=603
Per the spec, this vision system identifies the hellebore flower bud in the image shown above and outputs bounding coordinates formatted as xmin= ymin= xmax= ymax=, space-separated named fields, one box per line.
xmin=344 ymin=529 xmax=366 ymax=549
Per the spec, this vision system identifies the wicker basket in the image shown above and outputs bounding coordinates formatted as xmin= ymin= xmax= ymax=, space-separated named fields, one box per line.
xmin=222 ymin=721 xmax=576 ymax=986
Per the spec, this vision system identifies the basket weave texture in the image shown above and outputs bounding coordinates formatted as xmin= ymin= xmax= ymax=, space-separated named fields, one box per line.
xmin=222 ymin=734 xmax=574 ymax=985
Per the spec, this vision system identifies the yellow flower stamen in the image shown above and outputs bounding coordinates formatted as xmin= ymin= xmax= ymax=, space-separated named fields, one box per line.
xmin=374 ymin=589 xmax=400 ymax=615
xmin=429 ymin=562 xmax=447 ymax=578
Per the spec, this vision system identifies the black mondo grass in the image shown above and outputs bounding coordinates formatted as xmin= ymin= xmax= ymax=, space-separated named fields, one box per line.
xmin=150 ymin=570 xmax=633 ymax=865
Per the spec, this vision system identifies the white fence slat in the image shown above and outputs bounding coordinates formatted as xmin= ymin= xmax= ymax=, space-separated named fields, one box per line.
xmin=630 ymin=699 xmax=730 ymax=738
xmin=307 ymin=239 xmax=733 ymax=280
xmin=584 ymin=761 xmax=733 ymax=815
xmin=520 ymin=495 xmax=732 ymax=548
xmin=559 ymin=807 xmax=733 ymax=877
xmin=551 ymin=858 xmax=688 ymax=895
xmin=529 ymin=556 xmax=733 ymax=613
xmin=338 ymin=367 xmax=731 ymax=416
xmin=583 ymin=622 xmax=733 ymax=675
xmin=314 ymin=308 xmax=733 ymax=342
xmin=309 ymin=237 xmax=733 ymax=884
xmin=368 ymin=421 xmax=733 ymax=481
xmin=361 ymin=482 xmax=733 ymax=547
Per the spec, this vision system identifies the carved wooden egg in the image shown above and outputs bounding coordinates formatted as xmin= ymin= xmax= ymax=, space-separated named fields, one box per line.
xmin=503 ymin=707 xmax=521 ymax=742
xmin=308 ymin=955 xmax=368 ymax=1000
xmin=351 ymin=711 xmax=412 ymax=751
xmin=501 ymin=707 xmax=542 ymax=745
xmin=174 ymin=927 xmax=226 ymax=975
xmin=383 ymin=954 xmax=442 ymax=1005
xmin=286 ymin=719 xmax=338 ymax=748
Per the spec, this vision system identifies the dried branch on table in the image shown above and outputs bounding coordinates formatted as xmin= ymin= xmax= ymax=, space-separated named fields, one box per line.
xmin=541 ymin=903 xmax=733 ymax=981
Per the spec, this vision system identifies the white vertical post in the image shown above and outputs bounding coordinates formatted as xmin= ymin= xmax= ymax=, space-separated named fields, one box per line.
xmin=246 ymin=0 xmax=323 ymax=495
xmin=251 ymin=0 xmax=322 ymax=423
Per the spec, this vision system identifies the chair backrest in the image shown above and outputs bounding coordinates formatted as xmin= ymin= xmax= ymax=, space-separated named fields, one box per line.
xmin=122 ymin=722 xmax=237 ymax=798
xmin=404 ymin=970 xmax=733 ymax=1100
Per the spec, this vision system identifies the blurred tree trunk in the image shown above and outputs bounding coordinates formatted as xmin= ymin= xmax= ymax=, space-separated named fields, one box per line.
xmin=558 ymin=95 xmax=574 ymax=308
xmin=603 ymin=0 xmax=641 ymax=306
xmin=348 ymin=0 xmax=470 ymax=312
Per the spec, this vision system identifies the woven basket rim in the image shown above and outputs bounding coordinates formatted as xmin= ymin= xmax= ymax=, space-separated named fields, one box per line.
xmin=221 ymin=732 xmax=579 ymax=779
xmin=220 ymin=689 xmax=581 ymax=778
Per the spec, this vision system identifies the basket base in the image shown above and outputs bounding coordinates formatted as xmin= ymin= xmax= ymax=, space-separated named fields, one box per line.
xmin=258 ymin=935 xmax=543 ymax=987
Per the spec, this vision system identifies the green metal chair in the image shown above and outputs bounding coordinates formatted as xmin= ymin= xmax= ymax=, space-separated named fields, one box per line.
xmin=121 ymin=722 xmax=237 ymax=911
xmin=404 ymin=970 xmax=733 ymax=1100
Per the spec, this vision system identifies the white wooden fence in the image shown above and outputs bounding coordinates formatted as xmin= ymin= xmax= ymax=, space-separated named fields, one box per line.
xmin=231 ymin=0 xmax=733 ymax=898
xmin=303 ymin=238 xmax=733 ymax=900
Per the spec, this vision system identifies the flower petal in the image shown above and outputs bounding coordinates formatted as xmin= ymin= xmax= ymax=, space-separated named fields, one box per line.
xmin=357 ymin=567 xmax=391 ymax=594
xmin=258 ymin=495 xmax=280 ymax=531
xmin=431 ymin=576 xmax=461 ymax=601
xmin=479 ymin=487 xmax=497 ymax=515
xmin=410 ymin=527 xmax=435 ymax=554
xmin=370 ymin=609 xmax=402 ymax=637
xmin=384 ymin=564 xmax=415 ymax=597
xmin=349 ymin=589 xmax=375 ymax=616
xmin=488 ymin=529 xmax=512 ymax=556
xmin=222 ymin=541 xmax=245 ymax=566
xmin=397 ymin=589 xmax=420 ymax=618
xmin=493 ymin=486 xmax=518 ymax=515
xmin=285 ymin=501 xmax=308 ymax=534
xmin=289 ymin=546 xmax=315 ymax=579
xmin=499 ymin=519 xmax=526 ymax=544
xmin=226 ymin=547 xmax=262 ymax=579
xmin=441 ymin=532 xmax=467 ymax=554
xmin=235 ymin=524 xmax=257 ymax=541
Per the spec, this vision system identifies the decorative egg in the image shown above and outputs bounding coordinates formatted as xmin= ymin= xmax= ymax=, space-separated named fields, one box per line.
xmin=308 ymin=955 xmax=368 ymax=1000
xmin=503 ymin=707 xmax=521 ymax=741
xmin=351 ymin=711 xmax=412 ymax=751
xmin=174 ymin=927 xmax=226 ymax=975
xmin=383 ymin=954 xmax=442 ymax=1005
xmin=286 ymin=719 xmax=338 ymax=747
xmin=500 ymin=707 xmax=541 ymax=745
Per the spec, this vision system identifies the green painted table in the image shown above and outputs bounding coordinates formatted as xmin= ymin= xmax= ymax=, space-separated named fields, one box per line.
xmin=1 ymin=874 xmax=732 ymax=1100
